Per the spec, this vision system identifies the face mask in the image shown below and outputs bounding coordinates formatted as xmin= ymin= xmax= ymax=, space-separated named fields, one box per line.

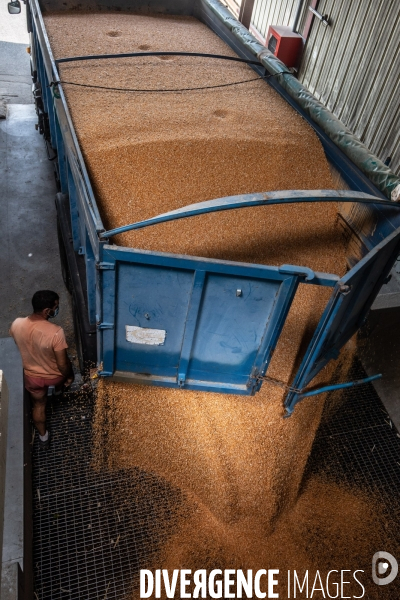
xmin=48 ymin=306 xmax=59 ymax=318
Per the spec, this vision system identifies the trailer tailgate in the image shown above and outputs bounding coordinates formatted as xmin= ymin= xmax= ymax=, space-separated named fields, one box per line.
xmin=98 ymin=245 xmax=305 ymax=394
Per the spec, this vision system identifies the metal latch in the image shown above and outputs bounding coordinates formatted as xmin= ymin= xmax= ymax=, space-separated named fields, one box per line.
xmin=96 ymin=262 xmax=115 ymax=270
xmin=308 ymin=6 xmax=330 ymax=26
xmin=97 ymin=322 xmax=114 ymax=330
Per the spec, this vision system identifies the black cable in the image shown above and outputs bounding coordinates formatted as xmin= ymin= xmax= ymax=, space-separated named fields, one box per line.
xmin=55 ymin=50 xmax=263 ymax=66
xmin=55 ymin=71 xmax=285 ymax=94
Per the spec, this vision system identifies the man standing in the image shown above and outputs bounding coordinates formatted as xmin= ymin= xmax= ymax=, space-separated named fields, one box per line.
xmin=10 ymin=290 xmax=74 ymax=448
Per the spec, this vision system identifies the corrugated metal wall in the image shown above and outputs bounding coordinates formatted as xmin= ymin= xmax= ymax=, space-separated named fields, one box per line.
xmin=298 ymin=0 xmax=400 ymax=176
xmin=251 ymin=0 xmax=298 ymax=38
xmin=248 ymin=0 xmax=400 ymax=176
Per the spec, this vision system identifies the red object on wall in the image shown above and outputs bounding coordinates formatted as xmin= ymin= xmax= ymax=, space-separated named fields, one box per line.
xmin=266 ymin=25 xmax=303 ymax=68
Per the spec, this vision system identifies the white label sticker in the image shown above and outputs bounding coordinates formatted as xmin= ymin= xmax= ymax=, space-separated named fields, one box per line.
xmin=125 ymin=325 xmax=166 ymax=346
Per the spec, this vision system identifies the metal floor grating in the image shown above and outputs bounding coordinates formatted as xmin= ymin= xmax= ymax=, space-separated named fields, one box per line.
xmin=32 ymin=360 xmax=400 ymax=599
xmin=305 ymin=359 xmax=400 ymax=499
xmin=32 ymin=393 xmax=185 ymax=600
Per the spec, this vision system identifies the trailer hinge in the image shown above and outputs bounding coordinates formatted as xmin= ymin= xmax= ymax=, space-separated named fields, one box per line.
xmin=97 ymin=322 xmax=114 ymax=330
xmin=96 ymin=262 xmax=115 ymax=270
xmin=279 ymin=264 xmax=315 ymax=281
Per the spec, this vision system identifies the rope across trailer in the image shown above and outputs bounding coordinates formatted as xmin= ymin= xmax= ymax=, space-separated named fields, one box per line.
xmin=54 ymin=50 xmax=265 ymax=66
xmin=51 ymin=51 xmax=287 ymax=93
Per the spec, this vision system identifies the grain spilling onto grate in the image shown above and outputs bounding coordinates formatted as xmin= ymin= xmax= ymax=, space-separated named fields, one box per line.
xmin=43 ymin=11 xmax=369 ymax=595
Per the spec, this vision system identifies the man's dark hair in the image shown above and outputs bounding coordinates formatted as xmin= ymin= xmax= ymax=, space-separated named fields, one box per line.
xmin=32 ymin=290 xmax=59 ymax=313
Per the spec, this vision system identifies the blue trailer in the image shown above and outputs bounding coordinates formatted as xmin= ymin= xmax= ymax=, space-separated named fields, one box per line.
xmin=16 ymin=0 xmax=400 ymax=416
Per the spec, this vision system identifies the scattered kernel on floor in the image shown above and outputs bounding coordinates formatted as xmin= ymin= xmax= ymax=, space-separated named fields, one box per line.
xmin=43 ymin=12 xmax=393 ymax=600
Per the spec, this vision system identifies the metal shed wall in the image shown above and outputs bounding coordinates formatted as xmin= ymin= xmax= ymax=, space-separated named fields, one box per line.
xmin=247 ymin=0 xmax=400 ymax=176
xmin=298 ymin=0 xmax=400 ymax=176
xmin=251 ymin=0 xmax=298 ymax=39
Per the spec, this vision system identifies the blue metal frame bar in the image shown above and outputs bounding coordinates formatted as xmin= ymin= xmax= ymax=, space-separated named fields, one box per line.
xmin=66 ymin=150 xmax=101 ymax=257
xmin=54 ymin=114 xmax=68 ymax=194
xmin=99 ymin=190 xmax=400 ymax=239
xmin=66 ymin=161 xmax=81 ymax=252
xmin=297 ymin=374 xmax=382 ymax=399
xmin=250 ymin=275 xmax=300 ymax=392
xmin=109 ymin=371 xmax=260 ymax=393
xmin=33 ymin=31 xmax=57 ymax=148
xmin=30 ymin=0 xmax=105 ymax=234
xmin=100 ymin=260 xmax=117 ymax=376
xmin=177 ymin=270 xmax=206 ymax=386
xmin=85 ymin=231 xmax=97 ymax=325
xmin=102 ymin=245 xmax=339 ymax=286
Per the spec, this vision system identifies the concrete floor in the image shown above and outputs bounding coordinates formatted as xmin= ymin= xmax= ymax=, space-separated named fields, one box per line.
xmin=0 ymin=2 xmax=31 ymax=106
xmin=0 ymin=7 xmax=73 ymax=597
xmin=0 ymin=3 xmax=72 ymax=337
xmin=0 ymin=104 xmax=73 ymax=335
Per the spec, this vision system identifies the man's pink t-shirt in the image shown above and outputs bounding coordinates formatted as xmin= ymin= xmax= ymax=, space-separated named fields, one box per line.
xmin=10 ymin=314 xmax=68 ymax=379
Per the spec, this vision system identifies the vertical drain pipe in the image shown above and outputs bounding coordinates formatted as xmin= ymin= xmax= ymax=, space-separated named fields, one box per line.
xmin=238 ymin=0 xmax=255 ymax=29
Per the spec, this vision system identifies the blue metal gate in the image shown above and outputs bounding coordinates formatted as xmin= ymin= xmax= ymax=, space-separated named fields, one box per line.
xmin=97 ymin=193 xmax=400 ymax=406
xmin=284 ymin=225 xmax=400 ymax=415
xmin=98 ymin=247 xmax=316 ymax=394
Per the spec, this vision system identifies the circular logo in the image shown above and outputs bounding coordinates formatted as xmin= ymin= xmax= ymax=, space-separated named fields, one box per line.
xmin=372 ymin=552 xmax=398 ymax=586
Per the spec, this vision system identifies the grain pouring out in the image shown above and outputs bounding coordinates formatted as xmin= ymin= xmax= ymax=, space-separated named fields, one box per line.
xmin=43 ymin=11 xmax=393 ymax=599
